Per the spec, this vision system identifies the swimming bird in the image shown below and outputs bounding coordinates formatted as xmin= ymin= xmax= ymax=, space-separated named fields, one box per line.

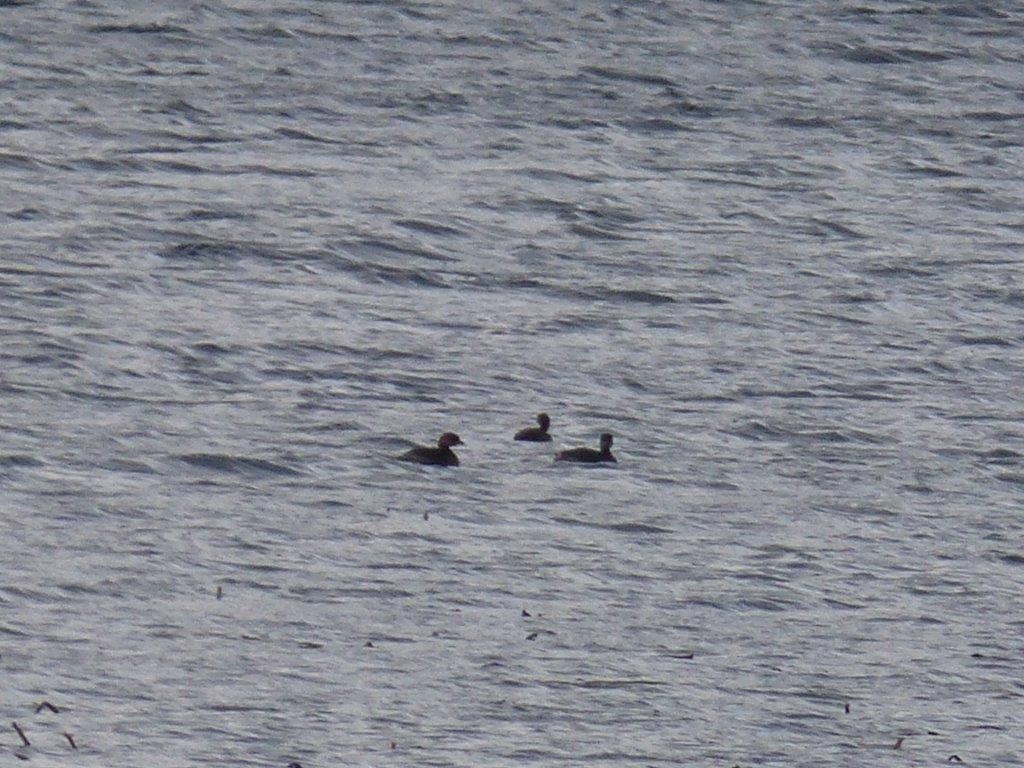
xmin=398 ymin=432 xmax=463 ymax=466
xmin=555 ymin=432 xmax=616 ymax=463
xmin=514 ymin=412 xmax=552 ymax=442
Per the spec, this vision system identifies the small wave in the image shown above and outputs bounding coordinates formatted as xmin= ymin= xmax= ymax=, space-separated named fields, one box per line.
xmin=728 ymin=420 xmax=788 ymax=441
xmin=662 ymin=649 xmax=696 ymax=659
xmin=0 ymin=454 xmax=43 ymax=468
xmin=143 ymin=128 xmax=239 ymax=146
xmin=995 ymin=472 xmax=1024 ymax=487
xmin=161 ymin=240 xmax=246 ymax=261
xmin=894 ymin=47 xmax=957 ymax=62
xmin=835 ymin=290 xmax=883 ymax=304
xmin=727 ymin=419 xmax=885 ymax=445
xmin=76 ymin=155 xmax=150 ymax=172
xmin=657 ymin=97 xmax=715 ymax=118
xmin=178 ymin=453 xmax=302 ymax=476
xmin=832 ymin=502 xmax=899 ymax=519
xmin=507 ymin=277 xmax=674 ymax=305
xmin=903 ymin=161 xmax=963 ymax=178
xmin=581 ymin=205 xmax=644 ymax=225
xmin=409 ymin=89 xmax=470 ymax=115
xmin=0 ymin=151 xmax=44 ymax=171
xmin=160 ymin=240 xmax=296 ymax=264
xmin=862 ymin=263 xmax=936 ymax=279
xmin=954 ymin=334 xmax=1013 ymax=347
xmin=978 ymin=448 xmax=1021 ymax=465
xmin=800 ymin=309 xmax=872 ymax=327
xmin=236 ymin=163 xmax=316 ymax=178
xmin=829 ymin=43 xmax=902 ymax=65
xmin=964 ymin=110 xmax=1024 ymax=122
xmin=569 ymin=222 xmax=637 ymax=241
xmin=801 ymin=429 xmax=854 ymax=444
xmin=520 ymin=166 xmax=603 ymax=184
xmin=205 ymin=702 xmax=277 ymax=713
xmin=739 ymin=596 xmax=798 ymax=612
xmin=606 ymin=522 xmax=673 ymax=534
xmin=544 ymin=116 xmax=610 ymax=131
xmin=775 ymin=115 xmax=835 ymax=130
xmin=573 ymin=678 xmax=666 ymax=689
xmin=813 ymin=426 xmax=889 ymax=445
xmin=738 ymin=387 xmax=817 ymax=400
xmin=333 ymin=257 xmax=452 ymax=289
xmin=178 ymin=207 xmax=248 ymax=223
xmin=7 ymin=206 xmax=43 ymax=220
xmin=621 ymin=117 xmax=688 ymax=134
xmin=342 ymin=235 xmax=457 ymax=264
xmin=393 ymin=218 xmax=466 ymax=237
xmin=0 ymin=623 xmax=31 ymax=638
xmin=100 ymin=459 xmax=156 ymax=474
xmin=276 ymin=126 xmax=341 ymax=144
xmin=191 ymin=342 xmax=233 ymax=355
xmin=335 ymin=587 xmax=416 ymax=599
xmin=234 ymin=24 xmax=299 ymax=41
xmin=807 ymin=218 xmax=867 ymax=239
xmin=580 ymin=66 xmax=676 ymax=88
xmin=552 ymin=516 xmax=671 ymax=535
xmin=160 ymin=98 xmax=212 ymax=118
xmin=88 ymin=22 xmax=189 ymax=35
xmin=823 ymin=39 xmax=958 ymax=65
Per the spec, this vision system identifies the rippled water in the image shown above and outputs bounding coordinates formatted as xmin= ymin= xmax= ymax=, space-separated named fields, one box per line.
xmin=2 ymin=1 xmax=1023 ymax=766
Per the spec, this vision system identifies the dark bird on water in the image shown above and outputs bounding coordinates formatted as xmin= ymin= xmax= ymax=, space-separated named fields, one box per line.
xmin=399 ymin=432 xmax=463 ymax=466
xmin=514 ymin=412 xmax=552 ymax=442
xmin=555 ymin=433 xmax=616 ymax=463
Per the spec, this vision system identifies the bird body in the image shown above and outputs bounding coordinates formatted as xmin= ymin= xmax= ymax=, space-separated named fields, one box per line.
xmin=555 ymin=433 xmax=616 ymax=463
xmin=399 ymin=432 xmax=463 ymax=466
xmin=514 ymin=412 xmax=552 ymax=442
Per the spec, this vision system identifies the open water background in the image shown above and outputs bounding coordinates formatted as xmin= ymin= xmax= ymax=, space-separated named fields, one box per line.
xmin=2 ymin=1 xmax=1024 ymax=766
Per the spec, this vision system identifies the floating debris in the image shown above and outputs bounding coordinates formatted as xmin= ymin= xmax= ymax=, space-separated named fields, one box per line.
xmin=12 ymin=721 xmax=30 ymax=747
xmin=664 ymin=650 xmax=694 ymax=660
xmin=893 ymin=737 xmax=904 ymax=750
xmin=63 ymin=732 xmax=77 ymax=750
xmin=35 ymin=701 xmax=59 ymax=714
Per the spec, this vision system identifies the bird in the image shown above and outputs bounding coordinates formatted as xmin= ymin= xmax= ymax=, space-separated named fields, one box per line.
xmin=514 ymin=412 xmax=552 ymax=442
xmin=398 ymin=432 xmax=463 ymax=466
xmin=555 ymin=433 xmax=616 ymax=463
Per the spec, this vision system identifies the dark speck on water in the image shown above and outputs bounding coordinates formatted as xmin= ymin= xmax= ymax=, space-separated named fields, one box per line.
xmin=2 ymin=1 xmax=1023 ymax=765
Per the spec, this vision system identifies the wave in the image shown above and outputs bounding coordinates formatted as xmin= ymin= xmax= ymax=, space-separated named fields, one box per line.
xmin=0 ymin=454 xmax=43 ymax=468
xmin=178 ymin=453 xmax=303 ymax=477
xmin=88 ymin=22 xmax=190 ymax=35
xmin=552 ymin=516 xmax=672 ymax=535
xmin=505 ymin=277 xmax=674 ymax=305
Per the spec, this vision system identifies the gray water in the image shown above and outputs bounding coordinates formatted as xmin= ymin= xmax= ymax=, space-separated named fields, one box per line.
xmin=2 ymin=1 xmax=1023 ymax=766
